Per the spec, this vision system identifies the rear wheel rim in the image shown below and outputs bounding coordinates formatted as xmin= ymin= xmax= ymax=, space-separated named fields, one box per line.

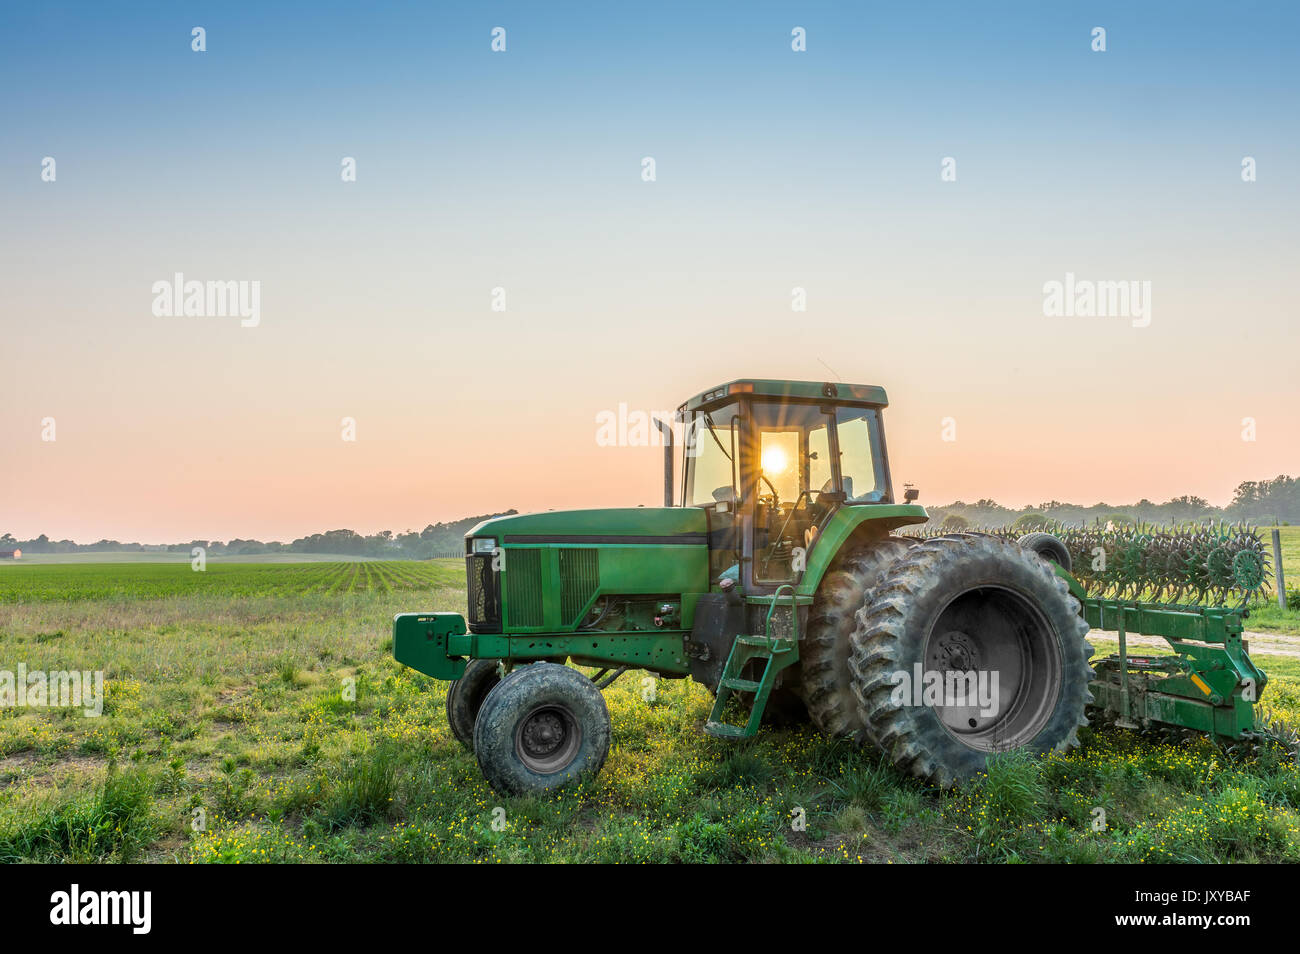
xmin=923 ymin=585 xmax=1062 ymax=752
xmin=514 ymin=704 xmax=582 ymax=774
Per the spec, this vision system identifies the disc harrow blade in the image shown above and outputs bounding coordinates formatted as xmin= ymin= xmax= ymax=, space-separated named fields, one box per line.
xmin=904 ymin=520 xmax=1272 ymax=606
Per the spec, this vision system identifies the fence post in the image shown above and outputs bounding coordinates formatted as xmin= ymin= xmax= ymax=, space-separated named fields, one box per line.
xmin=1273 ymin=528 xmax=1287 ymax=611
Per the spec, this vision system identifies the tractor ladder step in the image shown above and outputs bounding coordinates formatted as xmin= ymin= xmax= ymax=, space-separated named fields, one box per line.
xmin=702 ymin=720 xmax=750 ymax=739
xmin=703 ymin=585 xmax=802 ymax=740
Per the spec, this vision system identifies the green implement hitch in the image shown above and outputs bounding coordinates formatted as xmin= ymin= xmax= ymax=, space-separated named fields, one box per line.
xmin=394 ymin=611 xmax=691 ymax=681
xmin=704 ymin=585 xmax=806 ymax=738
xmin=1079 ymin=596 xmax=1267 ymax=742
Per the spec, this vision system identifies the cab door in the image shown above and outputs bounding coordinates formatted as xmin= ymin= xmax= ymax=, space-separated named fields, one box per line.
xmin=744 ymin=402 xmax=840 ymax=593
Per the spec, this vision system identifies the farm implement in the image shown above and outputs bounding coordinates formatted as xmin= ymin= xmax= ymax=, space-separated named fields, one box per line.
xmin=392 ymin=379 xmax=1279 ymax=794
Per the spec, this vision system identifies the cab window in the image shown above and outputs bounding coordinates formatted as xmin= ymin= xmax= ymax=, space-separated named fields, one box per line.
xmin=835 ymin=409 xmax=888 ymax=502
xmin=684 ymin=403 xmax=740 ymax=507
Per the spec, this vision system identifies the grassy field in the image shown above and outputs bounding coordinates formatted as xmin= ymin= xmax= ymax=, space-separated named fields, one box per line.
xmin=0 ymin=560 xmax=442 ymax=601
xmin=1243 ymin=525 xmax=1300 ymax=635
xmin=1 ymin=560 xmax=1298 ymax=864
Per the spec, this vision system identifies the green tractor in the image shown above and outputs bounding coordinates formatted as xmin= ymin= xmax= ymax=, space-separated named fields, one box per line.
xmin=394 ymin=379 xmax=1270 ymax=795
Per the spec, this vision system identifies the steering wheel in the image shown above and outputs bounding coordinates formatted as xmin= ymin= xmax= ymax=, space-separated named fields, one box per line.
xmin=762 ymin=490 xmax=810 ymax=575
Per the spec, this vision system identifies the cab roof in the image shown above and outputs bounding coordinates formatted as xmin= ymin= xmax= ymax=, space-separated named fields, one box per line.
xmin=677 ymin=379 xmax=889 ymax=416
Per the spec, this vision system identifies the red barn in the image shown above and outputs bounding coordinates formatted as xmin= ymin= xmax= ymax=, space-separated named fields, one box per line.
xmin=0 ymin=549 xmax=21 ymax=559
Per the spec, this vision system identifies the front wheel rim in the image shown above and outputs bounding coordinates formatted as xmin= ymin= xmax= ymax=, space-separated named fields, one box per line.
xmin=514 ymin=704 xmax=582 ymax=774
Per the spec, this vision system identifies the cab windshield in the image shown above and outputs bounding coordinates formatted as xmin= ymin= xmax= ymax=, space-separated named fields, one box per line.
xmin=682 ymin=401 xmax=890 ymax=508
xmin=748 ymin=402 xmax=836 ymax=506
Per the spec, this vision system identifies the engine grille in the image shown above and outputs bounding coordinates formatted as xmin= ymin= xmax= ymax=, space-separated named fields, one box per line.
xmin=558 ymin=548 xmax=600 ymax=626
xmin=465 ymin=553 xmax=500 ymax=632
xmin=505 ymin=549 xmax=543 ymax=627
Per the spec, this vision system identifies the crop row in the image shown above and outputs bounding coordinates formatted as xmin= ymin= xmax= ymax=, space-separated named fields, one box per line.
xmin=0 ymin=560 xmax=465 ymax=602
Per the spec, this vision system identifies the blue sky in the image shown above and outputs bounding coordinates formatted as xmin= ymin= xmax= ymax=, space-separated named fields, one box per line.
xmin=2 ymin=2 xmax=1297 ymax=540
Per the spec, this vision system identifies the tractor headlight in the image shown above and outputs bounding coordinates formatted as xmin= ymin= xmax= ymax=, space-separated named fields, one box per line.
xmin=471 ymin=537 xmax=498 ymax=554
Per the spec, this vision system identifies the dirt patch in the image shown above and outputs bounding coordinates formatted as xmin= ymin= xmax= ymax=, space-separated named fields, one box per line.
xmin=0 ymin=749 xmax=110 ymax=786
xmin=787 ymin=821 xmax=941 ymax=863
xmin=0 ymin=749 xmax=40 ymax=777
xmin=143 ymin=832 xmax=192 ymax=863
xmin=1089 ymin=629 xmax=1300 ymax=659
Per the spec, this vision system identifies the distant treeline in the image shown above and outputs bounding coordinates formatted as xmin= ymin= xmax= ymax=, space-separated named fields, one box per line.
xmin=4 ymin=475 xmax=1298 ymax=558
xmin=924 ymin=475 xmax=1299 ymax=530
xmin=1 ymin=511 xmax=519 ymax=559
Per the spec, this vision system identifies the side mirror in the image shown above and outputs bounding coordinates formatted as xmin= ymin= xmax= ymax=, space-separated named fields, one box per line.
xmin=903 ymin=486 xmax=920 ymax=503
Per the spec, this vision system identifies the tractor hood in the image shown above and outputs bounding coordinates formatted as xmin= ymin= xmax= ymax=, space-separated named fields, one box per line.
xmin=462 ymin=507 xmax=711 ymax=635
xmin=466 ymin=507 xmax=708 ymax=546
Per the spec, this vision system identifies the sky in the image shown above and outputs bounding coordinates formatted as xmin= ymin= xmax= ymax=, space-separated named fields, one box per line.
xmin=2 ymin=1 xmax=1297 ymax=543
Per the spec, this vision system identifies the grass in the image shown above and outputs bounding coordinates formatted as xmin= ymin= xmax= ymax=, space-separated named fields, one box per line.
xmin=1263 ymin=524 xmax=1300 ymax=573
xmin=0 ymin=559 xmax=461 ymax=601
xmin=0 ymin=765 xmax=156 ymax=862
xmin=1242 ymin=526 xmax=1300 ymax=635
xmin=0 ymin=561 xmax=1297 ymax=863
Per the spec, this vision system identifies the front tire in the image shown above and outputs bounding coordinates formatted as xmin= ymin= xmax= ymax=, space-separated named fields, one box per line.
xmin=474 ymin=663 xmax=611 ymax=796
xmin=849 ymin=534 xmax=1093 ymax=787
xmin=446 ymin=659 xmax=502 ymax=749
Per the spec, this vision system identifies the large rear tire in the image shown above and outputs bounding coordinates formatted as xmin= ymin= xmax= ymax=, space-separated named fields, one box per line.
xmin=800 ymin=537 xmax=911 ymax=737
xmin=849 ymin=534 xmax=1093 ymax=787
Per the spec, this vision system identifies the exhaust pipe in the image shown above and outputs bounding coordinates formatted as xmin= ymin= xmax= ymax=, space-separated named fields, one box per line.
xmin=652 ymin=417 xmax=674 ymax=507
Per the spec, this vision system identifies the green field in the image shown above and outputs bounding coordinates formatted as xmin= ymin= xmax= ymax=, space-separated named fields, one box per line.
xmin=1244 ymin=526 xmax=1300 ymax=635
xmin=0 ymin=560 xmax=455 ymax=601
xmin=1 ymin=560 xmax=1298 ymax=864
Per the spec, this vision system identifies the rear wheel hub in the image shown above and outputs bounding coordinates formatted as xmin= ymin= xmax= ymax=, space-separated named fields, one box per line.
xmin=924 ymin=586 xmax=1063 ymax=751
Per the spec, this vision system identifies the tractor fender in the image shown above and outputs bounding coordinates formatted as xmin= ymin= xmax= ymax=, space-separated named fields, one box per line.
xmin=795 ymin=504 xmax=928 ymax=597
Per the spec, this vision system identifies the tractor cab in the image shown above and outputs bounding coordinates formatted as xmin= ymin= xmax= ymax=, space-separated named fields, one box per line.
xmin=676 ymin=380 xmax=894 ymax=594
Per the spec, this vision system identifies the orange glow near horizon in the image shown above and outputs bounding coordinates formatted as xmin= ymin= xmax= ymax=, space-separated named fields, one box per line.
xmin=3 ymin=349 xmax=1296 ymax=544
xmin=4 ymin=8 xmax=1296 ymax=544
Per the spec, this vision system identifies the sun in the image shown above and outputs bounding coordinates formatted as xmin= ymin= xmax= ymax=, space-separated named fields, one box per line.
xmin=761 ymin=445 xmax=789 ymax=475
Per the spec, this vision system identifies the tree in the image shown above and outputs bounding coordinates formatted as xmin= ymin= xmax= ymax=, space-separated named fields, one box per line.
xmin=1229 ymin=475 xmax=1298 ymax=521
xmin=1011 ymin=513 xmax=1048 ymax=532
